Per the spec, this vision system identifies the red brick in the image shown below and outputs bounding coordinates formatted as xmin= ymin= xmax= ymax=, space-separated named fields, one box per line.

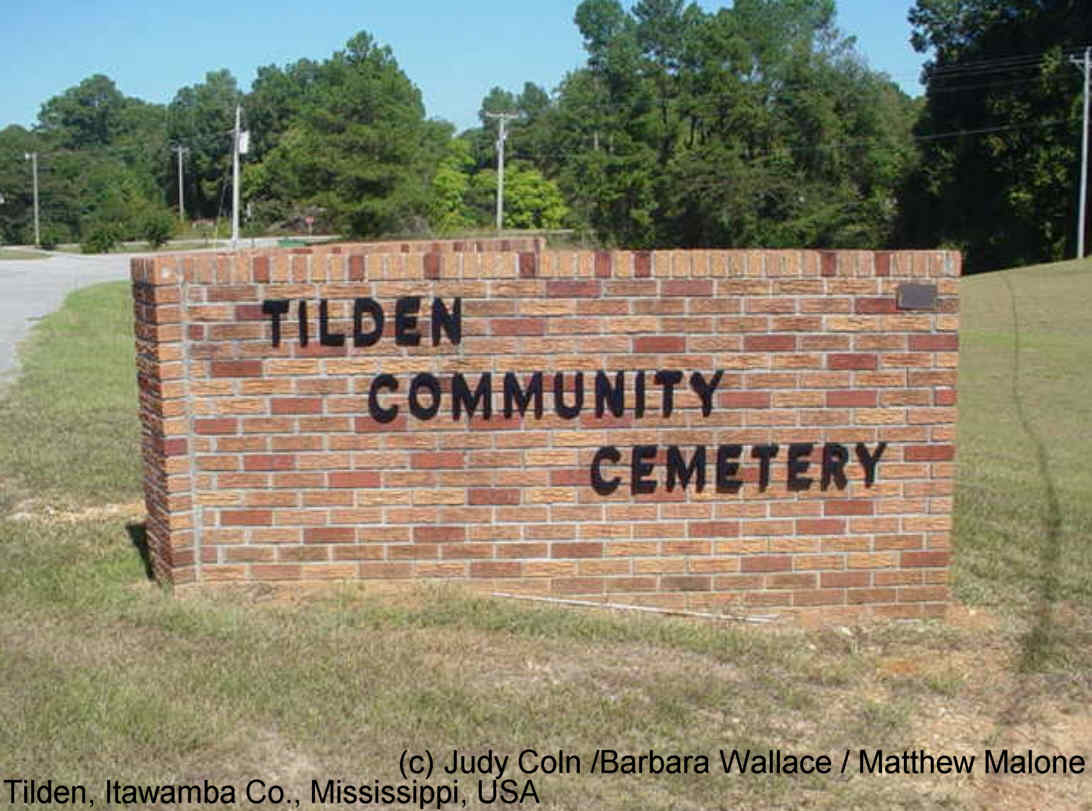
xmin=235 ymin=304 xmax=266 ymax=320
xmin=211 ymin=360 xmax=262 ymax=377
xmin=595 ymin=251 xmax=612 ymax=278
xmin=658 ymin=575 xmax=710 ymax=592
xmin=663 ymin=280 xmax=713 ymax=296
xmin=271 ymin=397 xmax=322 ymax=414
xmin=304 ymin=527 xmax=355 ymax=543
xmin=470 ymin=561 xmax=521 ymax=578
xmin=411 ymin=451 xmax=465 ymax=469
xmin=909 ymin=334 xmax=959 ymax=351
xmin=221 ymin=510 xmax=272 ymax=526
xmin=634 ymin=336 xmax=686 ymax=353
xmin=551 ymin=542 xmax=603 ymax=558
xmin=741 ymin=555 xmax=792 ymax=573
xmin=328 ymin=472 xmax=381 ymax=488
xmin=848 ymin=588 xmax=897 ymax=604
xmin=355 ymin=416 xmax=407 ymax=432
xmin=253 ymin=256 xmax=270 ymax=282
xmin=902 ymin=550 xmax=949 ymax=568
xmin=635 ymin=252 xmax=652 ymax=278
xmin=195 ymin=418 xmax=238 ymax=435
xmin=208 ymin=285 xmax=257 ymax=301
xmin=827 ymin=390 xmax=877 ymax=407
xmin=824 ymin=500 xmax=874 ymax=516
xmin=828 ymin=353 xmax=877 ymax=370
xmin=744 ymin=334 xmax=796 ymax=352
xmin=546 ymin=280 xmax=600 ymax=297
xmin=550 ymin=469 xmax=587 ymax=486
xmin=904 ymin=444 xmax=955 ymax=461
xmin=244 ymin=454 xmax=296 ymax=471
xmin=519 ymin=252 xmax=537 ymax=278
xmin=552 ymin=577 xmax=605 ymax=595
xmin=795 ymin=519 xmax=845 ymax=535
xmin=689 ymin=521 xmax=740 ymax=538
xmin=424 ymin=252 xmax=441 ymax=279
xmin=855 ymin=297 xmax=897 ymax=314
xmin=719 ymin=392 xmax=770 ymax=408
xmin=492 ymin=318 xmax=545 ymax=336
xmin=468 ymin=489 xmax=521 ymax=505
xmin=821 ymin=572 xmax=870 ymax=588
xmin=414 ymin=525 xmax=466 ymax=543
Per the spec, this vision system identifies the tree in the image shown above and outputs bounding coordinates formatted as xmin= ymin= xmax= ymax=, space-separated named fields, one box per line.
xmin=541 ymin=0 xmax=915 ymax=248
xmin=37 ymin=75 xmax=127 ymax=149
xmin=252 ymin=32 xmax=448 ymax=236
xmin=0 ymin=126 xmax=45 ymax=244
xmin=900 ymin=0 xmax=1092 ymax=271
xmin=167 ymin=70 xmax=242 ymax=220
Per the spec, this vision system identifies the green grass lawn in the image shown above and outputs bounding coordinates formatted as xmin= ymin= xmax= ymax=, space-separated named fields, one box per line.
xmin=0 ymin=263 xmax=1089 ymax=810
xmin=0 ymin=248 xmax=49 ymax=260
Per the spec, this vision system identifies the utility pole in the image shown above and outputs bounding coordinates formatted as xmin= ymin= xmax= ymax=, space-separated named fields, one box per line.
xmin=24 ymin=152 xmax=39 ymax=247
xmin=1071 ymin=47 xmax=1091 ymax=259
xmin=231 ymin=105 xmax=241 ymax=249
xmin=485 ymin=112 xmax=519 ymax=231
xmin=173 ymin=145 xmax=188 ymax=223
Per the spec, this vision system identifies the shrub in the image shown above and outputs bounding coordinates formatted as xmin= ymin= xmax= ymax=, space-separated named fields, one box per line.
xmin=38 ymin=226 xmax=64 ymax=250
xmin=81 ymin=223 xmax=121 ymax=254
xmin=141 ymin=210 xmax=175 ymax=249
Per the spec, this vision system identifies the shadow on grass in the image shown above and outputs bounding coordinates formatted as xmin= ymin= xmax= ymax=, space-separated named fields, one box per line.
xmin=998 ymin=273 xmax=1065 ymax=722
xmin=126 ymin=522 xmax=154 ymax=581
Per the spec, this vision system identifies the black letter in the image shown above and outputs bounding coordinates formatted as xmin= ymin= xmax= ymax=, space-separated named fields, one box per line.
xmin=716 ymin=445 xmax=743 ymax=493
xmin=262 ymin=299 xmax=289 ymax=347
xmin=595 ymin=371 xmax=625 ymax=417
xmin=319 ymin=299 xmax=345 ymax=346
xmin=452 ymin=372 xmax=492 ymax=420
xmin=431 ymin=297 xmax=462 ymax=345
xmin=635 ymin=370 xmax=646 ymax=418
xmin=353 ymin=298 xmax=383 ymax=347
xmin=751 ymin=444 xmax=779 ymax=490
xmin=666 ymin=446 xmax=706 ymax=491
xmin=689 ymin=370 xmax=724 ymax=417
xmin=503 ymin=372 xmax=543 ymax=419
xmin=395 ymin=296 xmax=422 ymax=346
xmin=408 ymin=373 xmax=441 ymax=420
xmin=654 ymin=370 xmax=684 ymax=416
xmin=855 ymin=442 xmax=887 ymax=486
xmin=631 ymin=445 xmax=657 ymax=494
xmin=821 ymin=443 xmax=849 ymax=490
xmin=368 ymin=374 xmax=398 ymax=423
xmin=298 ymin=299 xmax=309 ymax=346
xmin=591 ymin=446 xmax=621 ymax=495
xmin=787 ymin=443 xmax=814 ymax=491
xmin=554 ymin=372 xmax=584 ymax=419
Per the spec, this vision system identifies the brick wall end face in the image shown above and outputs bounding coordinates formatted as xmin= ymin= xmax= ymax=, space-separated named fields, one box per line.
xmin=132 ymin=247 xmax=959 ymax=620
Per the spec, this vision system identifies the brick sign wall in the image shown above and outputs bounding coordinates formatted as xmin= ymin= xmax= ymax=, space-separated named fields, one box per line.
xmin=132 ymin=239 xmax=959 ymax=621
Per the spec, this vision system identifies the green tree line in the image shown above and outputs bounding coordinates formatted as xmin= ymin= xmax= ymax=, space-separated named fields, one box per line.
xmin=0 ymin=0 xmax=1088 ymax=270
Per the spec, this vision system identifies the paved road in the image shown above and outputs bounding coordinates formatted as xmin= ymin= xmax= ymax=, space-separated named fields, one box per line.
xmin=0 ymin=238 xmax=320 ymax=385
xmin=0 ymin=251 xmax=139 ymax=383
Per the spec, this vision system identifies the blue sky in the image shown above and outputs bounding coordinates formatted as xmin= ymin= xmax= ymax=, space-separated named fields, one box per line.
xmin=4 ymin=1 xmax=926 ymax=134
